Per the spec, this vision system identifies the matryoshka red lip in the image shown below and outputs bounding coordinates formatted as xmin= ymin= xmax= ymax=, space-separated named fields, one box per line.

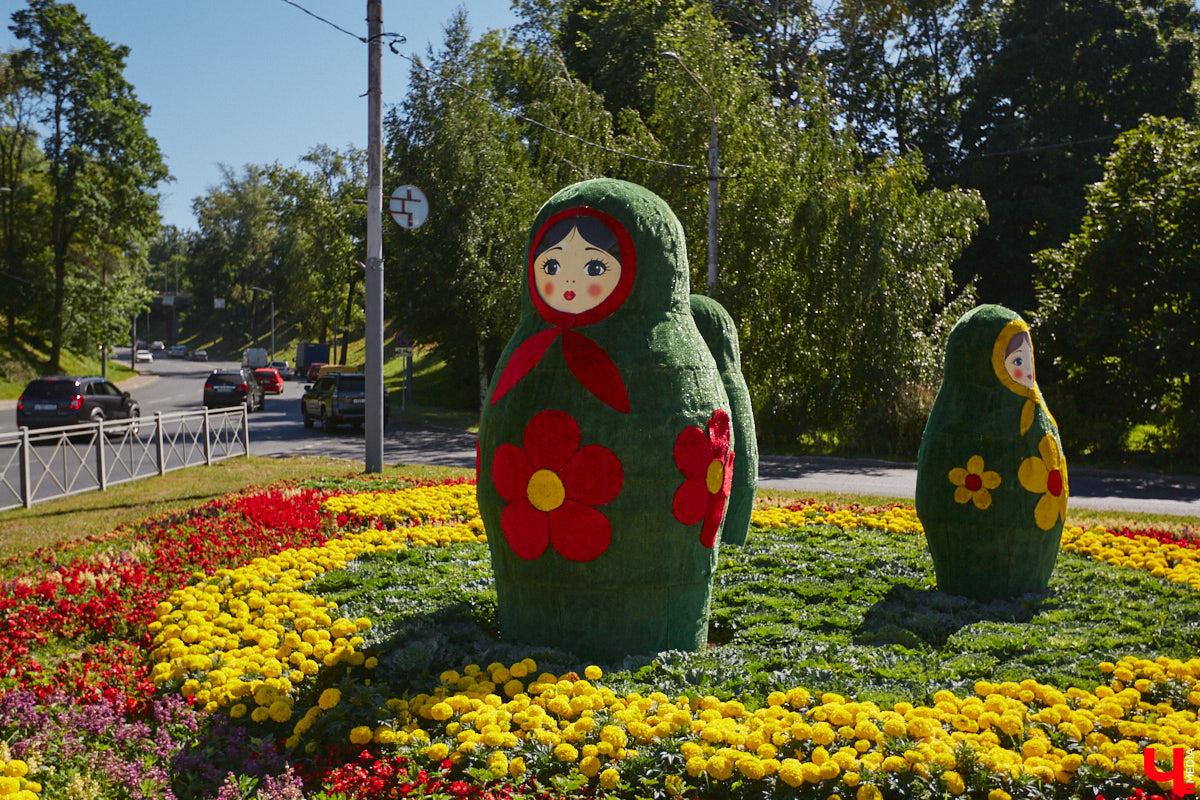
xmin=528 ymin=206 xmax=637 ymax=329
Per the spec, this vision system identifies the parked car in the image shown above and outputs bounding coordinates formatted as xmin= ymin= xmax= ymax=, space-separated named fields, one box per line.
xmin=149 ymin=340 xmax=166 ymax=352
xmin=16 ymin=376 xmax=141 ymax=432
xmin=268 ymin=360 xmax=292 ymax=379
xmin=305 ymin=362 xmax=327 ymax=382
xmin=168 ymin=344 xmax=188 ymax=358
xmin=253 ymin=367 xmax=284 ymax=395
xmin=190 ymin=349 xmax=209 ymax=362
xmin=301 ymin=372 xmax=387 ymax=432
xmin=134 ymin=349 xmax=153 ymax=363
xmin=203 ymin=368 xmax=264 ymax=412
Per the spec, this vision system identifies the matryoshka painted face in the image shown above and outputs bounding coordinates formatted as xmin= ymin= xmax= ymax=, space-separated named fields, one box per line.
xmin=534 ymin=224 xmax=622 ymax=314
xmin=1004 ymin=332 xmax=1035 ymax=388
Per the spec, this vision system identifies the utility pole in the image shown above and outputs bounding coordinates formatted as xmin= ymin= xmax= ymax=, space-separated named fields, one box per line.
xmin=364 ymin=0 xmax=385 ymax=473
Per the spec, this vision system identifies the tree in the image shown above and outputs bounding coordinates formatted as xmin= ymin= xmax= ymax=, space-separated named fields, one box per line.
xmin=10 ymin=0 xmax=168 ymax=371
xmin=952 ymin=0 xmax=1200 ymax=313
xmin=385 ymin=16 xmax=545 ymax=406
xmin=189 ymin=165 xmax=282 ymax=346
xmin=1034 ymin=116 xmax=1200 ymax=462
xmin=0 ymin=49 xmax=50 ymax=343
xmin=272 ymin=145 xmax=365 ymax=362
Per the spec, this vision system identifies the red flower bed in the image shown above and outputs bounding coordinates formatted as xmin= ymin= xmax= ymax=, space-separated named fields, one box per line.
xmin=0 ymin=486 xmax=338 ymax=711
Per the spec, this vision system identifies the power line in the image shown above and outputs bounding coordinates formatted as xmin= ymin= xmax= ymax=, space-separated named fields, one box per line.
xmin=274 ymin=0 xmax=703 ymax=174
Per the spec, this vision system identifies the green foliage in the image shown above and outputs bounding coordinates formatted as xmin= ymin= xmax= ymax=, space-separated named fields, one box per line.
xmin=313 ymin=517 xmax=1199 ymax=712
xmin=953 ymin=0 xmax=1200 ymax=312
xmin=8 ymin=0 xmax=169 ymax=370
xmin=1034 ymin=115 xmax=1200 ymax=464
xmin=385 ymin=16 xmax=543 ymax=403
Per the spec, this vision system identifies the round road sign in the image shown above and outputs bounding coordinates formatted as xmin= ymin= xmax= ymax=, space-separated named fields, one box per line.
xmin=389 ymin=185 xmax=429 ymax=230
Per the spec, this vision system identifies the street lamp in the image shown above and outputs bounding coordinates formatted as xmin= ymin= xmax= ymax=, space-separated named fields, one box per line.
xmin=249 ymin=286 xmax=275 ymax=361
xmin=660 ymin=51 xmax=719 ymax=293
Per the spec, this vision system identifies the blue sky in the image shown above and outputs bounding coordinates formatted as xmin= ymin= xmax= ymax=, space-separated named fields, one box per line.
xmin=1 ymin=0 xmax=520 ymax=231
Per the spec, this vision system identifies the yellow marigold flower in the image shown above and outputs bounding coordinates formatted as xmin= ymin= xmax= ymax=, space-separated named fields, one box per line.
xmin=856 ymin=784 xmax=883 ymax=800
xmin=584 ymin=665 xmax=603 ymax=681
xmin=685 ymin=756 xmax=707 ymax=778
xmin=707 ymin=754 xmax=736 ymax=781
xmin=579 ymin=755 xmax=601 ymax=778
xmin=349 ymin=726 xmax=373 ymax=745
xmin=230 ymin=704 xmax=247 ymax=719
xmin=318 ymin=688 xmax=341 ymax=710
xmin=554 ymin=743 xmax=579 ymax=763
xmin=941 ymin=771 xmax=967 ymax=795
xmin=599 ymin=767 xmax=621 ymax=791
xmin=778 ymin=759 xmax=804 ymax=788
xmin=509 ymin=757 xmax=526 ymax=779
xmin=268 ymin=700 xmax=293 ymax=723
xmin=988 ymin=790 xmax=1012 ymax=800
xmin=430 ymin=702 xmax=454 ymax=721
xmin=738 ymin=756 xmax=766 ymax=781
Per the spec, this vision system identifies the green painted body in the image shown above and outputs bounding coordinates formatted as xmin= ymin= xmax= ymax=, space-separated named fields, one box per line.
xmin=477 ymin=179 xmax=731 ymax=661
xmin=916 ymin=305 xmax=1066 ymax=601
xmin=690 ymin=294 xmax=757 ymax=546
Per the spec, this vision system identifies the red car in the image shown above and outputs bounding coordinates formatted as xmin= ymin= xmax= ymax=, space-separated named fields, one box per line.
xmin=253 ymin=367 xmax=284 ymax=395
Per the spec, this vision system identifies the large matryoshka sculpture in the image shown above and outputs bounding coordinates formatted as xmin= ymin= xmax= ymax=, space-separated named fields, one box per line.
xmin=916 ymin=304 xmax=1068 ymax=601
xmin=477 ymin=179 xmax=734 ymax=661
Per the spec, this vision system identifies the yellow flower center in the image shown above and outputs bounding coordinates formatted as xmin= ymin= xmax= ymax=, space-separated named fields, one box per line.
xmin=527 ymin=469 xmax=566 ymax=512
xmin=706 ymin=459 xmax=725 ymax=495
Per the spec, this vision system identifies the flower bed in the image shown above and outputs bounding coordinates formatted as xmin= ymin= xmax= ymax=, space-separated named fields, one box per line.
xmin=0 ymin=475 xmax=1196 ymax=800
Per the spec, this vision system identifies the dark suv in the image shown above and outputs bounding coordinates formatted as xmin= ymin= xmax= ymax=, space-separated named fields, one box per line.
xmin=301 ymin=372 xmax=388 ymax=432
xmin=203 ymin=368 xmax=265 ymax=412
xmin=16 ymin=376 xmax=141 ymax=431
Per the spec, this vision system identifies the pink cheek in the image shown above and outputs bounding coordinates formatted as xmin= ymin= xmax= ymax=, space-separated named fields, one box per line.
xmin=542 ymin=281 xmax=555 ymax=298
xmin=587 ymin=283 xmax=604 ymax=298
xmin=1013 ymin=369 xmax=1023 ymax=380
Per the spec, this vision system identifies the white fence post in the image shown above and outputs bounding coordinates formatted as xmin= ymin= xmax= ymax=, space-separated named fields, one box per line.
xmin=155 ymin=412 xmax=165 ymax=476
xmin=96 ymin=419 xmax=107 ymax=491
xmin=203 ymin=407 xmax=212 ymax=466
xmin=20 ymin=426 xmax=31 ymax=509
xmin=242 ymin=406 xmax=250 ymax=458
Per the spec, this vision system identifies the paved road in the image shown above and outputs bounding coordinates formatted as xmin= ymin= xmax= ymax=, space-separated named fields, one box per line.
xmin=3 ymin=362 xmax=1197 ymax=517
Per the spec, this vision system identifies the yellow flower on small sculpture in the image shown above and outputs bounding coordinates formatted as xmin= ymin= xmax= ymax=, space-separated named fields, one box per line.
xmin=948 ymin=456 xmax=1001 ymax=509
xmin=1019 ymin=434 xmax=1069 ymax=530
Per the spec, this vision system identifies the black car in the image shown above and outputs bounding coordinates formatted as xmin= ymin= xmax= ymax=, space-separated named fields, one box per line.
xmin=203 ymin=368 xmax=265 ymax=412
xmin=16 ymin=376 xmax=141 ymax=432
xmin=301 ymin=372 xmax=388 ymax=432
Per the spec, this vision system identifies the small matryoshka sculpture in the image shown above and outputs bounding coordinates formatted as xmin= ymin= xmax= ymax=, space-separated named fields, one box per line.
xmin=690 ymin=294 xmax=758 ymax=546
xmin=916 ymin=304 xmax=1068 ymax=601
xmin=477 ymin=178 xmax=735 ymax=661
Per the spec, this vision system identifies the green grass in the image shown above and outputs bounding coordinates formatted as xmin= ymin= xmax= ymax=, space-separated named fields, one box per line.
xmin=314 ymin=518 xmax=1199 ymax=710
xmin=0 ymin=455 xmax=465 ymax=565
xmin=0 ymin=331 xmax=138 ymax=398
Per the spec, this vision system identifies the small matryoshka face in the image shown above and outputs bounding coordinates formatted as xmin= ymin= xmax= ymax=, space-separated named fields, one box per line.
xmin=1004 ymin=332 xmax=1036 ymax=388
xmin=534 ymin=225 xmax=623 ymax=314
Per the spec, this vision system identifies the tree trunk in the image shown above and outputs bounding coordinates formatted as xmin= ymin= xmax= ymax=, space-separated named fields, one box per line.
xmin=340 ymin=280 xmax=354 ymax=365
xmin=478 ymin=339 xmax=489 ymax=409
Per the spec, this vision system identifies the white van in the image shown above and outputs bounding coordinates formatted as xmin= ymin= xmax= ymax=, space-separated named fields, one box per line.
xmin=241 ymin=347 xmax=269 ymax=369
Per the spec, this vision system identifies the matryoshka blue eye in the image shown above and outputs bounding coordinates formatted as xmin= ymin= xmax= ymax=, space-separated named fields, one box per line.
xmin=585 ymin=260 xmax=608 ymax=277
xmin=1013 ymin=358 xmax=1023 ymax=367
xmin=542 ymin=259 xmax=560 ymax=275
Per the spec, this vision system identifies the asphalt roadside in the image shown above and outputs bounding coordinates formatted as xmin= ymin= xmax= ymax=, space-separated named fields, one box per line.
xmin=3 ymin=374 xmax=1197 ymax=517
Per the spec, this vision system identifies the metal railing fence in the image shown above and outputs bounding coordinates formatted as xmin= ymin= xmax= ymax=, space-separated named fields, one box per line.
xmin=0 ymin=407 xmax=249 ymax=512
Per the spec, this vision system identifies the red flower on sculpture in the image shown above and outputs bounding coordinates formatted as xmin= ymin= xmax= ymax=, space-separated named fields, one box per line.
xmin=492 ymin=409 xmax=623 ymax=562
xmin=672 ymin=409 xmax=735 ymax=548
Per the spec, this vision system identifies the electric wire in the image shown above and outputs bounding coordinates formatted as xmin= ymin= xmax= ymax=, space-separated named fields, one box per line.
xmin=275 ymin=0 xmax=703 ymax=173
